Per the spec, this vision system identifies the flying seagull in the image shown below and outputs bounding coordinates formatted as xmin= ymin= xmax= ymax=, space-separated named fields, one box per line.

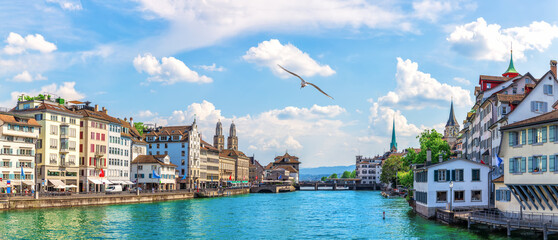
xmin=277 ymin=64 xmax=334 ymax=99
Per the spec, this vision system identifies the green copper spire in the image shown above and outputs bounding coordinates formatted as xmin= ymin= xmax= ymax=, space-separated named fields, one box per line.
xmin=390 ymin=118 xmax=397 ymax=152
xmin=504 ymin=50 xmax=518 ymax=74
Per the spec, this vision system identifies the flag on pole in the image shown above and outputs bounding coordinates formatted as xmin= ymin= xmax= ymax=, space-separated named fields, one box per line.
xmin=181 ymin=174 xmax=187 ymax=180
xmin=152 ymin=170 xmax=161 ymax=179
xmin=99 ymin=168 xmax=105 ymax=177
xmin=229 ymin=175 xmax=232 ymax=181
xmin=21 ymin=167 xmax=25 ymax=180
xmin=496 ymin=155 xmax=503 ymax=167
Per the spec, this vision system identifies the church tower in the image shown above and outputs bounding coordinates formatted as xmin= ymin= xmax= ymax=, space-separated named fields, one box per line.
xmin=214 ymin=120 xmax=224 ymax=151
xmin=390 ymin=118 xmax=397 ymax=152
xmin=227 ymin=121 xmax=238 ymax=150
xmin=502 ymin=49 xmax=519 ymax=78
xmin=443 ymin=99 xmax=460 ymax=149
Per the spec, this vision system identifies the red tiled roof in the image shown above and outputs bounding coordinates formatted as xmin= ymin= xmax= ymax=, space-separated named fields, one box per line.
xmin=493 ymin=175 xmax=504 ymax=183
xmin=274 ymin=152 xmax=300 ymax=164
xmin=502 ymin=109 xmax=558 ymax=130
xmin=131 ymin=154 xmax=177 ymax=167
xmin=0 ymin=113 xmax=41 ymax=127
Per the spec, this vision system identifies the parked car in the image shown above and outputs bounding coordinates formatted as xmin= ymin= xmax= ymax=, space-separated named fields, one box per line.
xmin=105 ymin=185 xmax=122 ymax=193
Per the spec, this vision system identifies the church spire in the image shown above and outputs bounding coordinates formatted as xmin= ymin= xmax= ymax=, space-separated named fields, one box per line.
xmin=502 ymin=49 xmax=519 ymax=78
xmin=446 ymin=98 xmax=458 ymax=127
xmin=390 ymin=118 xmax=397 ymax=152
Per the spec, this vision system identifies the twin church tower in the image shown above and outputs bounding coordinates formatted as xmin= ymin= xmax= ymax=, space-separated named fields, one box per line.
xmin=213 ymin=120 xmax=238 ymax=151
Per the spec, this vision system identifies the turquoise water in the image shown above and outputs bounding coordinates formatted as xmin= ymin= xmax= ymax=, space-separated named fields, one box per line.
xmin=0 ymin=191 xmax=541 ymax=239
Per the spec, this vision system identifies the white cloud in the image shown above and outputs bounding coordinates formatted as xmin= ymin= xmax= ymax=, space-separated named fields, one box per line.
xmin=8 ymin=71 xmax=47 ymax=82
xmin=138 ymin=100 xmax=357 ymax=167
xmin=243 ymin=39 xmax=335 ymax=78
xmin=133 ymin=53 xmax=212 ymax=84
xmin=0 ymin=82 xmax=84 ymax=108
xmin=453 ymin=77 xmax=471 ymax=85
xmin=3 ymin=32 xmax=57 ymax=55
xmin=378 ymin=58 xmax=472 ymax=109
xmin=138 ymin=110 xmax=157 ymax=118
xmin=46 ymin=0 xmax=83 ymax=11
xmin=447 ymin=18 xmax=558 ymax=61
xmin=197 ymin=63 xmax=225 ymax=72
xmin=412 ymin=0 xmax=455 ymax=22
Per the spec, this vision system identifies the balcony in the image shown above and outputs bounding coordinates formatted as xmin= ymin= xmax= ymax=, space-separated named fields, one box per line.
xmin=95 ymin=150 xmax=105 ymax=157
xmin=60 ymin=146 xmax=70 ymax=153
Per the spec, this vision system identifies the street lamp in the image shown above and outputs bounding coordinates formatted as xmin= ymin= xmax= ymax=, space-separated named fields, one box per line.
xmin=449 ymin=181 xmax=454 ymax=212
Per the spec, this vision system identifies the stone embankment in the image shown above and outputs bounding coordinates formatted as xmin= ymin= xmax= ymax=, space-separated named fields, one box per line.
xmin=0 ymin=188 xmax=250 ymax=210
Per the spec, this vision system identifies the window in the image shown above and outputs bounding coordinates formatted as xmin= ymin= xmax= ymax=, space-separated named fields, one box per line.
xmin=544 ymin=85 xmax=554 ymax=95
xmin=471 ymin=190 xmax=482 ymax=202
xmin=436 ymin=191 xmax=447 ymax=203
xmin=157 ymin=144 xmax=160 ymax=148
xmin=531 ymin=101 xmax=547 ymax=113
xmin=454 ymin=169 xmax=464 ymax=181
xmin=496 ymin=189 xmax=511 ymax=202
xmin=509 ymin=157 xmax=524 ymax=173
xmin=165 ymin=143 xmax=168 ymax=148
xmin=529 ymin=156 xmax=547 ymax=173
xmin=486 ymin=83 xmax=492 ymax=89
xmin=35 ymin=114 xmax=43 ymax=121
xmin=454 ymin=191 xmax=465 ymax=202
xmin=551 ymin=155 xmax=558 ymax=172
xmin=434 ymin=169 xmax=447 ymax=182
xmin=508 ymin=132 xmax=519 ymax=146
xmin=471 ymin=169 xmax=480 ymax=181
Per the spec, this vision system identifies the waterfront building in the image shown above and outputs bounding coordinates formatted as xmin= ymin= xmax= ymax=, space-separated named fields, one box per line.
xmin=265 ymin=167 xmax=292 ymax=182
xmin=123 ymin=118 xmax=147 ymax=174
xmin=443 ymin=99 xmax=460 ymax=150
xmin=498 ymin=109 xmax=558 ymax=214
xmin=249 ymin=156 xmax=264 ymax=183
xmin=99 ymin=112 xmax=132 ymax=189
xmin=221 ymin=149 xmax=250 ymax=181
xmin=144 ymin=121 xmax=200 ymax=189
xmin=355 ymin=160 xmax=381 ymax=185
xmin=0 ymin=112 xmax=40 ymax=193
xmin=12 ymin=97 xmax=81 ymax=191
xmin=461 ymin=56 xmax=558 ymax=180
xmin=219 ymin=152 xmax=235 ymax=183
xmin=201 ymin=140 xmax=219 ymax=188
xmin=270 ymin=152 xmax=300 ymax=183
xmin=413 ymin=158 xmax=490 ymax=218
xmin=131 ymin=154 xmax=176 ymax=190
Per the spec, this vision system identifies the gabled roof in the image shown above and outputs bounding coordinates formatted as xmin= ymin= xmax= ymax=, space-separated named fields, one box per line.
xmin=200 ymin=139 xmax=219 ymax=151
xmin=221 ymin=149 xmax=247 ymax=158
xmin=414 ymin=158 xmax=489 ymax=171
xmin=501 ymin=109 xmax=558 ymax=130
xmin=13 ymin=102 xmax=79 ymax=116
xmin=479 ymin=75 xmax=510 ymax=82
xmin=0 ymin=113 xmax=41 ymax=127
xmin=273 ymin=165 xmax=298 ymax=173
xmin=274 ymin=152 xmax=300 ymax=164
xmin=132 ymin=154 xmax=176 ymax=167
xmin=75 ymin=109 xmax=110 ymax=122
xmin=493 ymin=175 xmax=504 ymax=183
xmin=496 ymin=94 xmax=525 ymax=103
xmin=144 ymin=125 xmax=192 ymax=142
xmin=505 ymin=70 xmax=557 ymax=116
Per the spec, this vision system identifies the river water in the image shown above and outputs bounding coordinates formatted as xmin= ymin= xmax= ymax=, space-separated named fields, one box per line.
xmin=0 ymin=191 xmax=540 ymax=239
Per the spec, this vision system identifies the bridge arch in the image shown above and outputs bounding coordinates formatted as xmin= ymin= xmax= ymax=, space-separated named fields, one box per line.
xmin=258 ymin=189 xmax=274 ymax=193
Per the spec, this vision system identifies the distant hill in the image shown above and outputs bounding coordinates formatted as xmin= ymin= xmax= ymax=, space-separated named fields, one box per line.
xmin=299 ymin=165 xmax=356 ymax=181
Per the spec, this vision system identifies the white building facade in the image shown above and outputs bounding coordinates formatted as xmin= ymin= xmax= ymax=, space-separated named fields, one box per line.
xmin=131 ymin=154 xmax=176 ymax=190
xmin=413 ymin=159 xmax=490 ymax=218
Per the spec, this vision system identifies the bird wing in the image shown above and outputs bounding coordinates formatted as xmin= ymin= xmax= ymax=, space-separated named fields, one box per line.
xmin=306 ymin=82 xmax=334 ymax=99
xmin=277 ymin=64 xmax=306 ymax=84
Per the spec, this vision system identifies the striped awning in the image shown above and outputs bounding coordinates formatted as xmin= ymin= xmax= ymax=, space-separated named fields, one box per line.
xmin=48 ymin=179 xmax=66 ymax=188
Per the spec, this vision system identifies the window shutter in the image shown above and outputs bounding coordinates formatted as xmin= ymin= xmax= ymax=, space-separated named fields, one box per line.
xmin=496 ymin=190 xmax=502 ymax=201
xmin=508 ymin=132 xmax=514 ymax=146
xmin=542 ymin=155 xmax=548 ymax=172
xmin=528 ymin=156 xmax=533 ymax=172
xmin=509 ymin=158 xmax=515 ymax=173
xmin=550 ymin=155 xmax=556 ymax=172
xmin=531 ymin=101 xmax=536 ymax=112
xmin=551 ymin=126 xmax=556 ymax=142
xmin=542 ymin=127 xmax=548 ymax=143
xmin=543 ymin=102 xmax=548 ymax=113
xmin=451 ymin=170 xmax=456 ymax=181
xmin=528 ymin=129 xmax=534 ymax=144
xmin=446 ymin=170 xmax=450 ymax=181
xmin=521 ymin=157 xmax=526 ymax=173
xmin=434 ymin=170 xmax=438 ymax=182
xmin=507 ymin=190 xmax=511 ymax=201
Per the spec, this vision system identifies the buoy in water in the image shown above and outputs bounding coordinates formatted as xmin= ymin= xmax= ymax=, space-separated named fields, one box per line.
xmin=383 ymin=211 xmax=385 ymax=220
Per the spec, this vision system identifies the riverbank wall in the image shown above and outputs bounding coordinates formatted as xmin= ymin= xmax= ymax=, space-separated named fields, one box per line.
xmin=0 ymin=188 xmax=250 ymax=210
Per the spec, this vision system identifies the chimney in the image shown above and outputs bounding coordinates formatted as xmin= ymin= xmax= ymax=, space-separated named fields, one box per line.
xmin=94 ymin=104 xmax=98 ymax=111
xmin=551 ymin=60 xmax=557 ymax=77
xmin=439 ymin=154 xmax=443 ymax=163
xmin=130 ymin=117 xmax=134 ymax=125
xmin=124 ymin=117 xmax=127 ymax=122
xmin=426 ymin=149 xmax=432 ymax=165
xmin=101 ymin=107 xmax=107 ymax=114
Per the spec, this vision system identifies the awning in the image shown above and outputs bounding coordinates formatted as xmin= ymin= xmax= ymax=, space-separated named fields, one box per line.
xmin=101 ymin=179 xmax=112 ymax=185
xmin=124 ymin=181 xmax=134 ymax=185
xmin=21 ymin=180 xmax=34 ymax=186
xmin=66 ymin=184 xmax=78 ymax=188
xmin=88 ymin=178 xmax=103 ymax=185
xmin=48 ymin=179 xmax=67 ymax=188
xmin=0 ymin=181 xmax=6 ymax=187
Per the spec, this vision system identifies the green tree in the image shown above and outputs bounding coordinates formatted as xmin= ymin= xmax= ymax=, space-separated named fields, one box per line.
xmin=341 ymin=171 xmax=351 ymax=178
xmin=350 ymin=170 xmax=356 ymax=178
xmin=380 ymin=155 xmax=408 ymax=187
xmin=320 ymin=176 xmax=327 ymax=181
xmin=397 ymin=170 xmax=413 ymax=188
xmin=403 ymin=147 xmax=418 ymax=167
xmin=134 ymin=122 xmax=145 ymax=136
xmin=413 ymin=129 xmax=451 ymax=164
xmin=330 ymin=173 xmax=338 ymax=179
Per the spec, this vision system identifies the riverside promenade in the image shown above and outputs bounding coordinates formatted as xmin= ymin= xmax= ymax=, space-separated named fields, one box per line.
xmin=0 ymin=188 xmax=250 ymax=210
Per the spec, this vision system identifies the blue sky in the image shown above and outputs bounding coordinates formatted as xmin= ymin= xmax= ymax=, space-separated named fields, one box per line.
xmin=1 ymin=0 xmax=558 ymax=167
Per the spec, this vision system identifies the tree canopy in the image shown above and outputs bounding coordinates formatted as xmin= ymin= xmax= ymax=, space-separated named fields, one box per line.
xmin=330 ymin=173 xmax=338 ymax=179
xmin=380 ymin=155 xmax=408 ymax=187
xmin=406 ymin=129 xmax=451 ymax=165
xmin=341 ymin=171 xmax=352 ymax=178
xmin=134 ymin=122 xmax=145 ymax=136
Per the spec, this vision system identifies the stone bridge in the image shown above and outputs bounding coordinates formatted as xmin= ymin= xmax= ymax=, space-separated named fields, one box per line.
xmin=250 ymin=185 xmax=295 ymax=193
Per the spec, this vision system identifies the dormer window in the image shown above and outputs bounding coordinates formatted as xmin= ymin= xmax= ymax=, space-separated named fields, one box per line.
xmin=172 ymin=135 xmax=179 ymax=141
xmin=486 ymin=83 xmax=492 ymax=89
